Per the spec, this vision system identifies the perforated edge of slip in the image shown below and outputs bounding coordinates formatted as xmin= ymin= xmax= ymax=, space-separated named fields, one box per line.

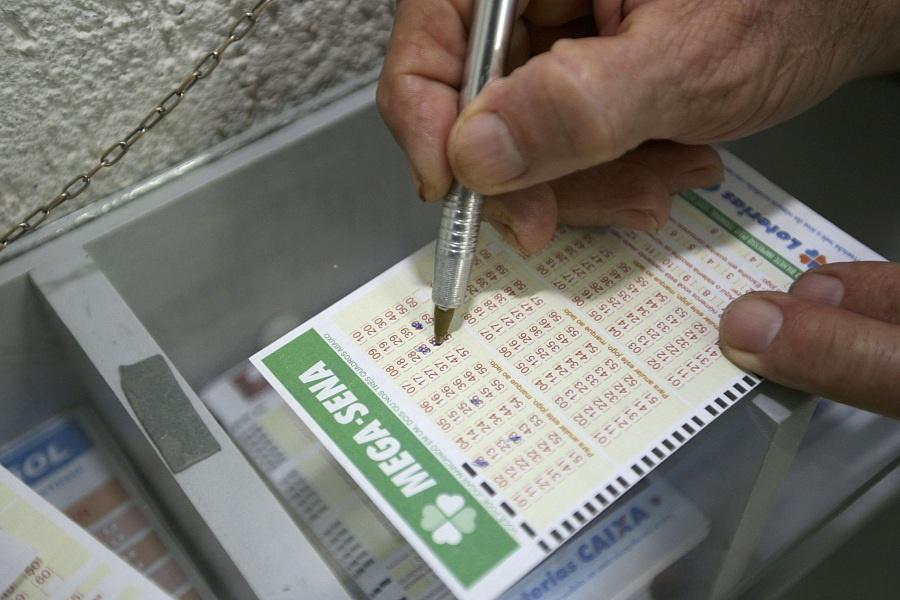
xmin=538 ymin=373 xmax=760 ymax=550
xmin=461 ymin=460 xmax=551 ymax=552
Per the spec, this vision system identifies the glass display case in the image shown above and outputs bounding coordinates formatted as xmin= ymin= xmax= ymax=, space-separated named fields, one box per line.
xmin=1 ymin=75 xmax=897 ymax=599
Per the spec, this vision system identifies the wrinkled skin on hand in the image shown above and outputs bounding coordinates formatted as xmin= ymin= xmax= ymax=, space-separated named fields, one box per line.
xmin=379 ymin=0 xmax=899 ymax=251
xmin=377 ymin=0 xmax=900 ymax=414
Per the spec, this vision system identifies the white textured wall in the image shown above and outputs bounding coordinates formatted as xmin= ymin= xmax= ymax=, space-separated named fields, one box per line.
xmin=0 ymin=0 xmax=393 ymax=231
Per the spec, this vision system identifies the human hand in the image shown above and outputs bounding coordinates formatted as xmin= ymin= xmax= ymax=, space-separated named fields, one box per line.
xmin=719 ymin=262 xmax=900 ymax=416
xmin=377 ymin=0 xmax=900 ymax=254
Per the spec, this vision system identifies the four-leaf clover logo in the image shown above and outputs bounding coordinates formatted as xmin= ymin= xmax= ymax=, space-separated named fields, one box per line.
xmin=800 ymin=249 xmax=827 ymax=270
xmin=421 ymin=494 xmax=477 ymax=545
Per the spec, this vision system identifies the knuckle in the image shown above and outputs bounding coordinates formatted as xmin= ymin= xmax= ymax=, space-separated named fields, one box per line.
xmin=612 ymin=160 xmax=672 ymax=212
xmin=694 ymin=144 xmax=724 ymax=169
xmin=773 ymin=300 xmax=884 ymax=392
xmin=779 ymin=301 xmax=827 ymax=347
xmin=520 ymin=186 xmax=558 ymax=231
xmin=375 ymin=80 xmax=391 ymax=119
xmin=376 ymin=73 xmax=425 ymax=137
xmin=818 ymin=262 xmax=900 ymax=323
xmin=626 ymin=179 xmax=669 ymax=214
xmin=664 ymin=5 xmax=776 ymax=138
xmin=865 ymin=263 xmax=900 ymax=323
xmin=764 ymin=302 xmax=835 ymax=381
xmin=542 ymin=40 xmax=626 ymax=162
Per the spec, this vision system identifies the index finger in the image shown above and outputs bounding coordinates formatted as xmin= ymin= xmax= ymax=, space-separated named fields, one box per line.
xmin=378 ymin=0 xmax=551 ymax=201
xmin=789 ymin=261 xmax=900 ymax=324
xmin=376 ymin=0 xmax=472 ymax=201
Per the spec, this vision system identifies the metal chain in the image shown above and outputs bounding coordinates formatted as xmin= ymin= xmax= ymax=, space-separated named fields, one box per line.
xmin=0 ymin=0 xmax=274 ymax=253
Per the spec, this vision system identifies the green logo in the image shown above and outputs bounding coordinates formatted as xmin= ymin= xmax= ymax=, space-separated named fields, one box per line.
xmin=422 ymin=494 xmax=478 ymax=545
xmin=680 ymin=190 xmax=803 ymax=280
xmin=260 ymin=329 xmax=518 ymax=588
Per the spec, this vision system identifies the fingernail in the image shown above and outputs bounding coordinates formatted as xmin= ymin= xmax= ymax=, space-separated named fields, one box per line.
xmin=410 ymin=168 xmax=426 ymax=201
xmin=452 ymin=112 xmax=526 ymax=185
xmin=610 ymin=209 xmax=660 ymax=232
xmin=789 ymin=273 xmax=844 ymax=306
xmin=674 ymin=165 xmax=724 ymax=191
xmin=485 ymin=218 xmax=529 ymax=257
xmin=720 ymin=296 xmax=783 ymax=353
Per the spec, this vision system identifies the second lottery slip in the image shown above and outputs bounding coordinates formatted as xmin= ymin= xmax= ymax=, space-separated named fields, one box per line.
xmin=252 ymin=150 xmax=882 ymax=599
xmin=0 ymin=466 xmax=167 ymax=600
xmin=0 ymin=416 xmax=202 ymax=599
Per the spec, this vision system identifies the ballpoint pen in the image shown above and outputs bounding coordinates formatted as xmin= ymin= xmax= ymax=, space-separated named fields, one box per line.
xmin=433 ymin=0 xmax=518 ymax=345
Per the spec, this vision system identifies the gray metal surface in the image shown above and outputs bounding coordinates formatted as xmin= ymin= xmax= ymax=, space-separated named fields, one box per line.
xmin=86 ymin=91 xmax=439 ymax=390
xmin=30 ymin=251 xmax=343 ymax=599
xmin=0 ymin=86 xmax=425 ymax=599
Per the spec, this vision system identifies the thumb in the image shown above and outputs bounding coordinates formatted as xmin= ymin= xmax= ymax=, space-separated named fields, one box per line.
xmin=719 ymin=266 xmax=900 ymax=416
xmin=447 ymin=33 xmax=677 ymax=194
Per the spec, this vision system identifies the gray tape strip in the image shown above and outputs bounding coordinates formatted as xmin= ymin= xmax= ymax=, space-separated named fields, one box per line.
xmin=120 ymin=355 xmax=221 ymax=473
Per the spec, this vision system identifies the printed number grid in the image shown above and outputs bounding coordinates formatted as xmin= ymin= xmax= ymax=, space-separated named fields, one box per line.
xmin=333 ymin=197 xmax=776 ymax=545
xmin=340 ymin=245 xmax=597 ymax=528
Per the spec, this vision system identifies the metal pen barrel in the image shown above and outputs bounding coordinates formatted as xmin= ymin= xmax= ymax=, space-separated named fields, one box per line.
xmin=433 ymin=0 xmax=518 ymax=316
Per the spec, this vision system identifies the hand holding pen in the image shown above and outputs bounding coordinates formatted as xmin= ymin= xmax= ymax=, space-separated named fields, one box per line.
xmin=377 ymin=0 xmax=900 ymax=413
xmin=430 ymin=0 xmax=519 ymax=344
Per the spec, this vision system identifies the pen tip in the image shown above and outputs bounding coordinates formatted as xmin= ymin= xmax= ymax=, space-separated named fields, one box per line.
xmin=434 ymin=307 xmax=454 ymax=345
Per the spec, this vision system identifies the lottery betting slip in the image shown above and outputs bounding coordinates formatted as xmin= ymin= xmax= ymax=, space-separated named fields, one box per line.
xmin=252 ymin=150 xmax=882 ymax=599
xmin=201 ymin=363 xmax=452 ymax=600
xmin=0 ymin=416 xmax=201 ymax=600
xmin=0 ymin=466 xmax=167 ymax=600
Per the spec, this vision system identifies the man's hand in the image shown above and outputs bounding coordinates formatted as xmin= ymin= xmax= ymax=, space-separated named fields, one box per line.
xmin=377 ymin=0 xmax=900 ymax=412
xmin=378 ymin=0 xmax=900 ymax=253
xmin=719 ymin=262 xmax=900 ymax=416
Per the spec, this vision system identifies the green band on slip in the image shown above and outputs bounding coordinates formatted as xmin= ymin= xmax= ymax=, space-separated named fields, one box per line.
xmin=681 ymin=190 xmax=803 ymax=280
xmin=262 ymin=329 xmax=518 ymax=588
